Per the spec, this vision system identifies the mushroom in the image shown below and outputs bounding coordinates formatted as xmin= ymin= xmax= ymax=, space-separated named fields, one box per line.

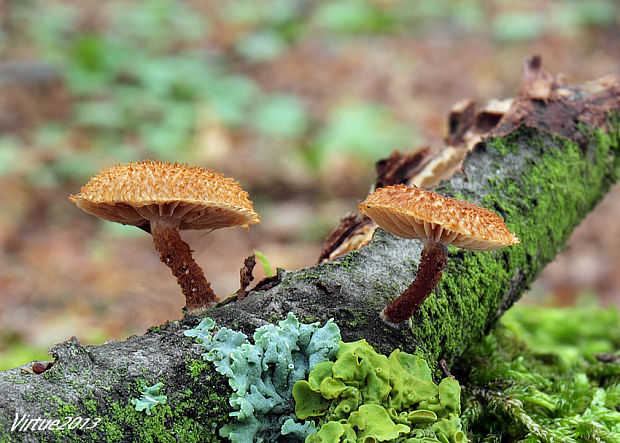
xmin=70 ymin=160 xmax=260 ymax=312
xmin=359 ymin=184 xmax=519 ymax=324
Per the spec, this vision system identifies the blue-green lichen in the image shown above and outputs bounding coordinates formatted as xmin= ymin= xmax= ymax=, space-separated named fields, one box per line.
xmin=131 ymin=382 xmax=167 ymax=415
xmin=185 ymin=313 xmax=341 ymax=442
xmin=292 ymin=339 xmax=465 ymax=443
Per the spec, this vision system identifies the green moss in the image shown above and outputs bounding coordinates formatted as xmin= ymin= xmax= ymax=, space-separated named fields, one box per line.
xmin=268 ymin=313 xmax=284 ymax=324
xmin=461 ymin=302 xmax=620 ymax=441
xmin=147 ymin=324 xmax=165 ymax=333
xmin=333 ymin=250 xmax=361 ymax=270
xmin=412 ymin=120 xmax=620 ymax=371
xmin=22 ymin=390 xmax=37 ymax=402
xmin=298 ymin=271 xmax=321 ymax=280
xmin=82 ymin=398 xmax=99 ymax=415
xmin=502 ymin=301 xmax=620 ymax=365
xmin=372 ymin=281 xmax=400 ymax=300
xmin=0 ymin=422 xmax=13 ymax=443
xmin=337 ymin=308 xmax=373 ymax=331
xmin=47 ymin=396 xmax=79 ymax=441
xmin=100 ymin=399 xmax=221 ymax=443
xmin=186 ymin=357 xmax=210 ymax=381
xmin=42 ymin=367 xmax=62 ymax=381
xmin=95 ymin=377 xmax=228 ymax=442
xmin=7 ymin=358 xmax=231 ymax=443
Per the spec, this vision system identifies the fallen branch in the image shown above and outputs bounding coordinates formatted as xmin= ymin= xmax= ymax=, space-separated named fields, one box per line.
xmin=1 ymin=58 xmax=619 ymax=442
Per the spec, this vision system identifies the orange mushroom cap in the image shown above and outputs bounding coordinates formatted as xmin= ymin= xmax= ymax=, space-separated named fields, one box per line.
xmin=70 ymin=161 xmax=260 ymax=230
xmin=359 ymin=184 xmax=519 ymax=251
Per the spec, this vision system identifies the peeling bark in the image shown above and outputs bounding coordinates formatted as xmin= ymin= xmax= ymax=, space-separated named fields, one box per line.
xmin=1 ymin=62 xmax=619 ymax=442
xmin=375 ymin=147 xmax=432 ymax=188
xmin=235 ymin=254 xmax=257 ymax=299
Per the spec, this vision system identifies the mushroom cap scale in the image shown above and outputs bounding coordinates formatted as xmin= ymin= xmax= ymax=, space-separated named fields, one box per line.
xmin=70 ymin=161 xmax=260 ymax=230
xmin=359 ymin=184 xmax=519 ymax=251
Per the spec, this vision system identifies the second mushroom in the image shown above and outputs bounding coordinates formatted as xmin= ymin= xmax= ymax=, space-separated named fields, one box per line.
xmin=70 ymin=161 xmax=260 ymax=312
xmin=359 ymin=184 xmax=519 ymax=324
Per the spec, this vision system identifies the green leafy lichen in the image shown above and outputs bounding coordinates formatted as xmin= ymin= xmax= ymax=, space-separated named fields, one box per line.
xmin=293 ymin=339 xmax=465 ymax=442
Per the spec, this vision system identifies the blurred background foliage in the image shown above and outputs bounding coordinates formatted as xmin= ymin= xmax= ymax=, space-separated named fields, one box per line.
xmin=0 ymin=0 xmax=619 ymax=370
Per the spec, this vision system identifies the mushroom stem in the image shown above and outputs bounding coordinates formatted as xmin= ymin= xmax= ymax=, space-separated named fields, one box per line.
xmin=150 ymin=220 xmax=218 ymax=312
xmin=381 ymin=241 xmax=448 ymax=323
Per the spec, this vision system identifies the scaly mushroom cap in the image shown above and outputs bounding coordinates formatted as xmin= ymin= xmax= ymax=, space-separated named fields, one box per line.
xmin=359 ymin=184 xmax=519 ymax=251
xmin=70 ymin=161 xmax=260 ymax=230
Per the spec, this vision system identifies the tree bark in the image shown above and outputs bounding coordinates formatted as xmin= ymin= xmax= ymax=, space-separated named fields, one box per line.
xmin=1 ymin=64 xmax=619 ymax=442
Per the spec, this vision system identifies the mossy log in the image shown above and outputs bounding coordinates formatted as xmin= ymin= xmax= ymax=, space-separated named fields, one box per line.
xmin=1 ymin=64 xmax=619 ymax=442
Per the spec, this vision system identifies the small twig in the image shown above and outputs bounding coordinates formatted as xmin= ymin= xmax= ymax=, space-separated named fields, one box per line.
xmin=236 ymin=255 xmax=257 ymax=300
xmin=439 ymin=359 xmax=455 ymax=379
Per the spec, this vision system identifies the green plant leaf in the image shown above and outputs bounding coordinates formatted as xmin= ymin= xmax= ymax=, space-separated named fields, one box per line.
xmin=314 ymin=0 xmax=394 ymax=34
xmin=254 ymin=250 xmax=275 ymax=277
xmin=251 ymin=94 xmax=308 ymax=138
xmin=492 ymin=12 xmax=545 ymax=42
xmin=315 ymin=102 xmax=412 ymax=164
xmin=236 ymin=30 xmax=288 ymax=62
